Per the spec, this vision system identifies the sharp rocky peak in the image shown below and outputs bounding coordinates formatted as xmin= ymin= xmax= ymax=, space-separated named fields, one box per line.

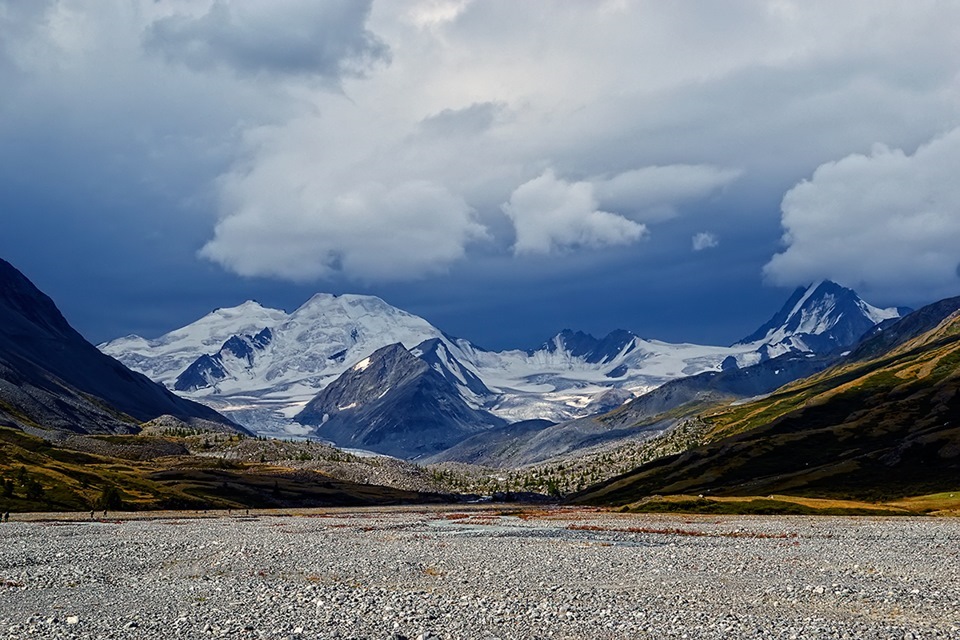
xmin=533 ymin=328 xmax=639 ymax=364
xmin=737 ymin=279 xmax=903 ymax=353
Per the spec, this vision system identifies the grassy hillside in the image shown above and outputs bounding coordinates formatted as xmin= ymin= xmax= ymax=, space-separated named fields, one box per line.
xmin=572 ymin=312 xmax=960 ymax=506
xmin=0 ymin=427 xmax=446 ymax=513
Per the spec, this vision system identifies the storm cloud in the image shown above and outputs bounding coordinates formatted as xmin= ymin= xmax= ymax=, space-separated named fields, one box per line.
xmin=144 ymin=0 xmax=389 ymax=82
xmin=3 ymin=1 xmax=960 ymax=346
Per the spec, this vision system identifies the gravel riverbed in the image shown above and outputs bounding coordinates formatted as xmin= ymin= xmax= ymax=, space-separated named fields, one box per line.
xmin=1 ymin=506 xmax=958 ymax=639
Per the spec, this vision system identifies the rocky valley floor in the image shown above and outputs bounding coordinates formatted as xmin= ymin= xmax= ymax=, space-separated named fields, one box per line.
xmin=0 ymin=506 xmax=958 ymax=639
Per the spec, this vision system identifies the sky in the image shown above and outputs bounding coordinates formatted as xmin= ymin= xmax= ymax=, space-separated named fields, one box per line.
xmin=2 ymin=0 xmax=960 ymax=351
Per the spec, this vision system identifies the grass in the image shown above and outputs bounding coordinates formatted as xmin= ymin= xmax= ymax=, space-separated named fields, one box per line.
xmin=887 ymin=491 xmax=960 ymax=515
xmin=0 ymin=426 xmax=445 ymax=512
xmin=567 ymin=523 xmax=799 ymax=538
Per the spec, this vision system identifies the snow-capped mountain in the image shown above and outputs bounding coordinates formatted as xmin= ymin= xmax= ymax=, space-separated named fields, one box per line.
xmin=102 ymin=300 xmax=289 ymax=386
xmin=462 ymin=333 xmax=756 ymax=422
xmin=736 ymin=280 xmax=905 ymax=358
xmin=530 ymin=329 xmax=639 ymax=364
xmin=296 ymin=343 xmax=505 ymax=458
xmin=99 ymin=280 xmax=903 ymax=438
xmin=102 ymin=294 xmax=449 ymax=393
xmin=175 ymin=327 xmax=274 ymax=392
xmin=101 ymin=293 xmax=452 ymax=436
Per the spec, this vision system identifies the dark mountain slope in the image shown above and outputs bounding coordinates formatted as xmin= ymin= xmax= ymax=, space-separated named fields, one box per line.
xmin=296 ymin=343 xmax=505 ymax=459
xmin=848 ymin=296 xmax=960 ymax=361
xmin=0 ymin=258 xmax=239 ymax=435
xmin=424 ymin=419 xmax=557 ymax=466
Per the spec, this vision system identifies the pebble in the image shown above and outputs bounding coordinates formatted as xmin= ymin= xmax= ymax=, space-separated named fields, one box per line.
xmin=0 ymin=508 xmax=957 ymax=639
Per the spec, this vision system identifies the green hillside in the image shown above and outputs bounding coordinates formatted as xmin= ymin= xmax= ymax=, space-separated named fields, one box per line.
xmin=573 ymin=311 xmax=960 ymax=506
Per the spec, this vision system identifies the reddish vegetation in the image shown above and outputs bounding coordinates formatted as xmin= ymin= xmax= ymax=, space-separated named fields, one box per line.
xmin=439 ymin=512 xmax=473 ymax=521
xmin=566 ymin=524 xmax=798 ymax=539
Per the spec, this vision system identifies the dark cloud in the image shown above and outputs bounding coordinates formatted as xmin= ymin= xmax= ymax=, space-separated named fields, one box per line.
xmin=418 ymin=102 xmax=505 ymax=137
xmin=144 ymin=0 xmax=389 ymax=82
xmin=3 ymin=1 xmax=960 ymax=350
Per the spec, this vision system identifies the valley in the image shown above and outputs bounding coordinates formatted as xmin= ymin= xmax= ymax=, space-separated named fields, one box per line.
xmin=5 ymin=5 xmax=960 ymax=638
xmin=2 ymin=254 xmax=959 ymax=516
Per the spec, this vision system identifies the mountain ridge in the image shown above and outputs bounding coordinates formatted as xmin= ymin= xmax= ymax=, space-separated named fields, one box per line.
xmin=0 ymin=258 xmax=241 ymax=436
xmin=100 ymin=280 xmax=903 ymax=438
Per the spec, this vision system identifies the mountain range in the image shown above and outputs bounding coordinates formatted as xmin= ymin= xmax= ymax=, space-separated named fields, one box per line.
xmin=100 ymin=279 xmax=904 ymax=458
xmin=3 ymin=252 xmax=958 ymax=511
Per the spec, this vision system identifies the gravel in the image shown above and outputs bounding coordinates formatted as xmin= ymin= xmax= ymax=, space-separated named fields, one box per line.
xmin=1 ymin=507 xmax=959 ymax=639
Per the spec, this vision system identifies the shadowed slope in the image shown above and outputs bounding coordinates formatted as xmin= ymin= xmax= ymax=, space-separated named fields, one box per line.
xmin=0 ymin=258 xmax=239 ymax=435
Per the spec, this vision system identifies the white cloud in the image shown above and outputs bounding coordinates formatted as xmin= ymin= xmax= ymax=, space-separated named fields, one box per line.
xmin=202 ymin=177 xmax=485 ymax=282
xmin=200 ymin=126 xmax=488 ymax=281
xmin=502 ymin=170 xmax=647 ymax=255
xmin=499 ymin=166 xmax=735 ymax=255
xmin=403 ymin=0 xmax=474 ymax=30
xmin=692 ymin=232 xmax=719 ymax=251
xmin=764 ymin=128 xmax=960 ymax=304
xmin=594 ymin=166 xmax=740 ymax=223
